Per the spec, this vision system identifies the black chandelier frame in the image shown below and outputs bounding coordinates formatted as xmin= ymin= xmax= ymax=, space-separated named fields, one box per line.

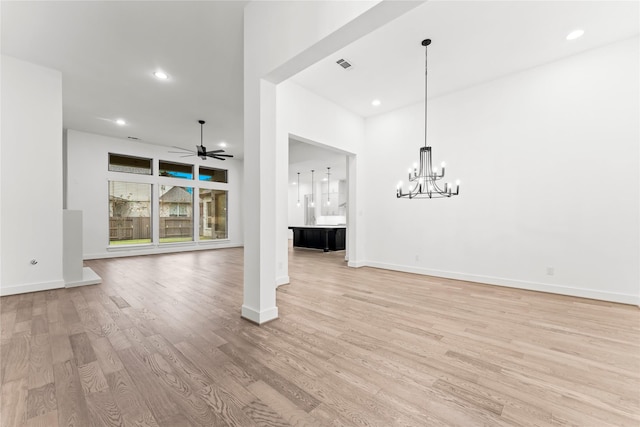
xmin=397 ymin=39 xmax=460 ymax=199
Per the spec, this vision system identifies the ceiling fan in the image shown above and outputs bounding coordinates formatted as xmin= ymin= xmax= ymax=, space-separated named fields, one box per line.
xmin=169 ymin=120 xmax=233 ymax=161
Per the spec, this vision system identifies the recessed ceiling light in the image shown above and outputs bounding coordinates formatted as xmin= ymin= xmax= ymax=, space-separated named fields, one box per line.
xmin=566 ymin=29 xmax=584 ymax=41
xmin=116 ymin=119 xmax=126 ymax=126
xmin=372 ymin=99 xmax=381 ymax=107
xmin=219 ymin=142 xmax=227 ymax=148
xmin=153 ymin=71 xmax=169 ymax=80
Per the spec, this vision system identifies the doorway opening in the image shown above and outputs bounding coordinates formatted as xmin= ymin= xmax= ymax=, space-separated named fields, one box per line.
xmin=287 ymin=135 xmax=354 ymax=262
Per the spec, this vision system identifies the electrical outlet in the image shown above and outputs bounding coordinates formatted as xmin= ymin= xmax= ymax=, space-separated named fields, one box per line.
xmin=546 ymin=267 xmax=554 ymax=276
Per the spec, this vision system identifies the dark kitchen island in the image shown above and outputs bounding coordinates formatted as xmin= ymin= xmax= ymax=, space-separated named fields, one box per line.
xmin=288 ymin=226 xmax=346 ymax=252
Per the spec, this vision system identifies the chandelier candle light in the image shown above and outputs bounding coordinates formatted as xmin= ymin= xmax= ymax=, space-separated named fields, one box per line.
xmin=396 ymin=39 xmax=460 ymax=199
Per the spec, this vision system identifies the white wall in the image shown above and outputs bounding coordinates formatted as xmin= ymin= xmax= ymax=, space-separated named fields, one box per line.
xmin=66 ymin=129 xmax=243 ymax=259
xmin=1 ymin=55 xmax=64 ymax=295
xmin=364 ymin=37 xmax=640 ymax=304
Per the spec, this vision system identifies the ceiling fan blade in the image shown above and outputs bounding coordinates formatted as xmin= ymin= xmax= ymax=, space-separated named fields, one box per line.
xmin=180 ymin=154 xmax=195 ymax=158
xmin=170 ymin=146 xmax=193 ymax=152
xmin=205 ymin=150 xmax=224 ymax=155
xmin=168 ymin=150 xmax=195 ymax=154
xmin=206 ymin=154 xmax=233 ymax=160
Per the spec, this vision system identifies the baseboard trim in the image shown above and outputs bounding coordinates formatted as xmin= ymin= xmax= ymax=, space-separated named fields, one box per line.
xmin=65 ymin=267 xmax=102 ymax=288
xmin=85 ymin=243 xmax=244 ymax=260
xmin=364 ymin=261 xmax=639 ymax=305
xmin=241 ymin=305 xmax=279 ymax=325
xmin=276 ymin=276 xmax=290 ymax=287
xmin=0 ymin=279 xmax=65 ymax=296
xmin=347 ymin=260 xmax=367 ymax=268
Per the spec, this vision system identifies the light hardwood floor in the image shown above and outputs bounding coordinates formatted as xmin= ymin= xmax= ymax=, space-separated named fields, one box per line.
xmin=1 ymin=246 xmax=639 ymax=426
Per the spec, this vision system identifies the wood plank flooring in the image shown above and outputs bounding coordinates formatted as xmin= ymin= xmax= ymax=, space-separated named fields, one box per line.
xmin=1 ymin=246 xmax=638 ymax=426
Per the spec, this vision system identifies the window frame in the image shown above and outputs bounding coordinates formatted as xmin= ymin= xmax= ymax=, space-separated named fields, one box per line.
xmin=107 ymin=180 xmax=153 ymax=247
xmin=108 ymin=153 xmax=153 ymax=175
xmin=159 ymin=160 xmax=194 ymax=180
xmin=198 ymin=165 xmax=228 ymax=183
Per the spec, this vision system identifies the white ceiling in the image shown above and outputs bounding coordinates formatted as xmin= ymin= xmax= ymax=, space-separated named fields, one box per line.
xmin=1 ymin=1 xmax=247 ymax=156
xmin=291 ymin=1 xmax=640 ymax=118
xmin=2 ymin=1 xmax=638 ymax=162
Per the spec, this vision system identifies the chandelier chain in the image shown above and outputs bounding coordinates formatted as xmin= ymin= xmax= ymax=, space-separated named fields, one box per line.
xmin=424 ymin=41 xmax=428 ymax=149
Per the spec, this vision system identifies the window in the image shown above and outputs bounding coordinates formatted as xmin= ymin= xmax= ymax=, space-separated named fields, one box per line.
xmin=159 ymin=185 xmax=193 ymax=243
xmin=107 ymin=154 xmax=231 ymax=247
xmin=169 ymin=203 xmax=189 ymax=217
xmin=109 ymin=181 xmax=152 ymax=245
xmin=159 ymin=161 xmax=193 ymax=180
xmin=109 ymin=154 xmax=152 ymax=175
xmin=199 ymin=189 xmax=227 ymax=240
xmin=199 ymin=166 xmax=227 ymax=183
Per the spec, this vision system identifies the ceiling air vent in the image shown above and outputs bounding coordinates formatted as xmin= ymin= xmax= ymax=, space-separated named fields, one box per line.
xmin=336 ymin=58 xmax=353 ymax=70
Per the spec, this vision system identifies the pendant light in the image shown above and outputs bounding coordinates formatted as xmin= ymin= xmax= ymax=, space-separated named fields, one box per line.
xmin=296 ymin=172 xmax=301 ymax=207
xmin=310 ymin=170 xmax=315 ymax=207
xmin=396 ymin=39 xmax=460 ymax=199
xmin=326 ymin=167 xmax=331 ymax=206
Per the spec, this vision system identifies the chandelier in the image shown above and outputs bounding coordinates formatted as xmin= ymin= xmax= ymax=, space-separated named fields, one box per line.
xmin=396 ymin=39 xmax=460 ymax=199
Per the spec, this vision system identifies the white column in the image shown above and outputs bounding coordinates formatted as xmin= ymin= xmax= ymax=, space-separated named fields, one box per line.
xmin=242 ymin=78 xmax=278 ymax=324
